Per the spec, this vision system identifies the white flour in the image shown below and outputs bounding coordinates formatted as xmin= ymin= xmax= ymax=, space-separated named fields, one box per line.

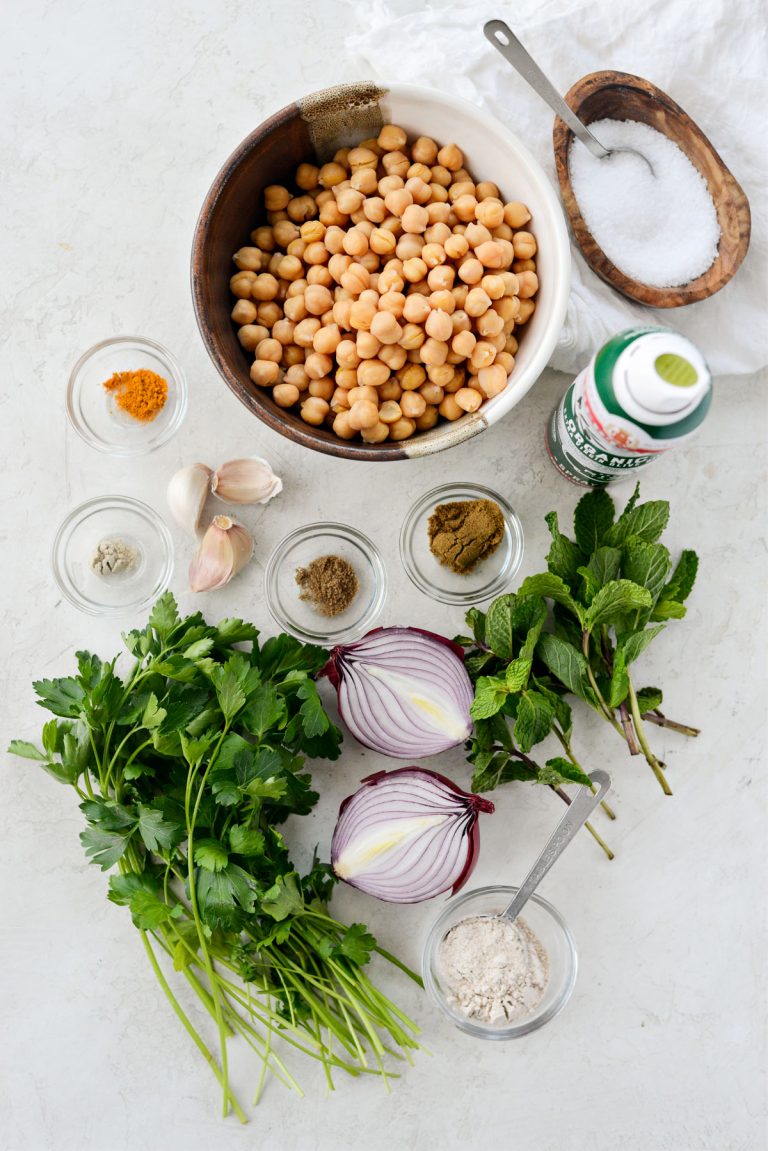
xmin=438 ymin=915 xmax=550 ymax=1025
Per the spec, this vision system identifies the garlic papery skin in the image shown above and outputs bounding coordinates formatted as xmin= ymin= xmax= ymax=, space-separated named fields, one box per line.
xmin=189 ymin=515 xmax=254 ymax=593
xmin=167 ymin=464 xmax=213 ymax=536
xmin=211 ymin=457 xmax=283 ymax=505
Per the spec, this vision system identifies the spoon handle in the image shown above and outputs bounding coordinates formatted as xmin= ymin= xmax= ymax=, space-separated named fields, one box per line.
xmin=501 ymin=769 xmax=612 ymax=923
xmin=483 ymin=19 xmax=610 ymax=161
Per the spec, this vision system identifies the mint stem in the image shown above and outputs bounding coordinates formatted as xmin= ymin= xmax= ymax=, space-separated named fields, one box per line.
xmin=627 ymin=676 xmax=673 ymax=795
xmin=551 ymin=786 xmax=614 ymax=860
xmin=643 ymin=710 xmax=700 ymax=738
xmin=618 ymin=702 xmax=641 ymax=755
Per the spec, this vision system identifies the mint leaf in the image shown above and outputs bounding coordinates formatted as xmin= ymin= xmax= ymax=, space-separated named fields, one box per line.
xmin=621 ymin=624 xmax=666 ymax=666
xmin=605 ymin=500 xmax=670 ymax=546
xmin=579 ymin=546 xmax=622 ymax=603
xmin=505 ymin=657 xmax=532 ymax=692
xmin=608 ymin=649 xmax=630 ymax=707
xmin=573 ymin=489 xmax=615 ymax=554
xmin=536 ymin=634 xmax=589 ymax=699
xmin=261 ymin=872 xmax=304 ymax=921
xmin=663 ymin=550 xmax=699 ymax=604
xmin=514 ymin=690 xmax=555 ymax=753
xmin=636 ymin=687 xmax=663 ymax=712
xmin=517 ymin=573 xmax=584 ymax=624
xmin=471 ymin=752 xmax=537 ymax=792
xmin=485 ymin=595 xmax=516 ymax=659
xmin=584 ymin=580 xmax=652 ymax=631
xmin=194 ymin=838 xmax=230 ymax=872
xmin=544 ymin=511 xmax=583 ymax=586
xmin=622 ymin=543 xmax=671 ymax=605
xmin=465 ymin=607 xmax=487 ymax=646
xmin=537 ymin=757 xmax=592 ymax=787
xmin=470 ymin=676 xmax=509 ymax=719
xmin=651 ymin=599 xmax=687 ymax=621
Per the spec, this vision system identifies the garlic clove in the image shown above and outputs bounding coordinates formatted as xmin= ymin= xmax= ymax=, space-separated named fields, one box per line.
xmin=189 ymin=515 xmax=254 ymax=592
xmin=211 ymin=457 xmax=283 ymax=505
xmin=167 ymin=463 xmax=213 ymax=536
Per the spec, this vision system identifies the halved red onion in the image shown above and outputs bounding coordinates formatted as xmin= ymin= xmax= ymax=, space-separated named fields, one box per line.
xmin=319 ymin=627 xmax=474 ymax=758
xmin=331 ymin=767 xmax=495 ymax=903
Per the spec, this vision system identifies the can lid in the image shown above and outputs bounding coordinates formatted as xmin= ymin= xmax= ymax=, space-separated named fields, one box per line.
xmin=614 ymin=331 xmax=711 ymax=425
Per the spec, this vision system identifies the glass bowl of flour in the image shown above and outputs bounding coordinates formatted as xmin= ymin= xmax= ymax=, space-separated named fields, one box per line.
xmin=422 ymin=885 xmax=577 ymax=1039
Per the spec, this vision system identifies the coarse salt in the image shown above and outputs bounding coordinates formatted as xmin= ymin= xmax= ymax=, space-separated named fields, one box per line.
xmin=568 ymin=118 xmax=721 ymax=288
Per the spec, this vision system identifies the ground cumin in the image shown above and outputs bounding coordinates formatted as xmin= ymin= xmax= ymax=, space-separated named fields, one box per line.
xmin=428 ymin=498 xmax=505 ymax=574
xmin=296 ymin=555 xmax=359 ymax=617
xmin=102 ymin=368 xmax=168 ymax=422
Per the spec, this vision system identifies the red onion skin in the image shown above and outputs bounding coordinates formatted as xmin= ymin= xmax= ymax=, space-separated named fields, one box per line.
xmin=332 ymin=767 xmax=494 ymax=902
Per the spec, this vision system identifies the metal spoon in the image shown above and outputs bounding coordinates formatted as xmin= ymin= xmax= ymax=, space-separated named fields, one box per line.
xmin=484 ymin=20 xmax=654 ymax=175
xmin=500 ymin=769 xmax=612 ymax=925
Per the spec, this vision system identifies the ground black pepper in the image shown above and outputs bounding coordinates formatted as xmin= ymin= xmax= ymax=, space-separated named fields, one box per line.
xmin=295 ymin=554 xmax=359 ymax=617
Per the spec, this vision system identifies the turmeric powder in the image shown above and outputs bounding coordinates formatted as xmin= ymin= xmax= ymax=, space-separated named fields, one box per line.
xmin=102 ymin=368 xmax=168 ymax=422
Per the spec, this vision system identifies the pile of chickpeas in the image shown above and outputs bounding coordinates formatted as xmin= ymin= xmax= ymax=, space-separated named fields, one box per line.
xmin=229 ymin=124 xmax=539 ymax=444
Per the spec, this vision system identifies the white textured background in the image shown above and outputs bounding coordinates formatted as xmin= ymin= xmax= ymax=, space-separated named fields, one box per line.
xmin=1 ymin=2 xmax=766 ymax=1150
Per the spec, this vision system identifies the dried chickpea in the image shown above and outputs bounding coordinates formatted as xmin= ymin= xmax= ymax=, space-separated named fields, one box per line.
xmin=379 ymin=344 xmax=407 ymax=370
xmin=304 ymin=284 xmax=333 ymax=315
xmin=368 ymin=311 xmax=401 ymax=345
xmin=517 ymin=298 xmax=536 ymax=324
xmin=294 ymin=317 xmax=321 ymax=347
xmin=252 ymin=273 xmax=279 ymax=301
xmin=428 ymin=289 xmax=455 ymax=314
xmin=451 ymin=308 xmax=471 ymax=332
xmin=411 ymin=136 xmax=438 ymax=164
xmin=470 ymin=341 xmax=497 ymax=371
xmin=319 ymin=200 xmax=347 ymax=227
xmin=474 ymin=198 xmax=504 ymax=229
xmin=378 ymin=123 xmax=408 ymax=152
xmin=378 ymin=400 xmax=402 ymax=424
xmin=357 ymin=358 xmax=390 ymax=387
xmin=347 ymin=385 xmax=378 ymax=406
xmin=382 ymin=150 xmax=410 ymax=178
xmin=495 ymin=352 xmax=515 ymax=374
xmin=476 ymin=309 xmax=505 ymax=338
xmin=424 ymin=309 xmax=453 ymax=342
xmin=275 ymin=255 xmax=302 ymax=282
xmin=451 ymin=329 xmax=476 ymax=358
xmin=256 ymin=337 xmax=282 ymax=363
xmin=437 ymin=143 xmax=463 ymax=171
xmin=384 ymin=187 xmax=413 ymax=218
xmin=363 ymin=196 xmax=387 ymax=223
xmin=266 ymin=209 xmax=288 ymax=225
xmin=273 ymin=382 xmax=300 ymax=408
xmin=481 ymin=274 xmax=505 ymax=300
xmin=457 ymin=258 xmax=484 ymax=285
xmin=405 ymin=177 xmax=431 ymax=205
xmin=464 ymin=222 xmax=492 ymax=250
xmin=415 ymin=405 xmax=439 ymax=431
xmin=516 ymin=271 xmax=539 ymax=299
xmin=300 ymin=396 xmax=330 ymax=425
xmin=361 ymin=421 xmax=389 ymax=444
xmin=453 ymin=194 xmax=478 ymax=223
xmin=318 ymin=162 xmax=347 ymax=189
xmin=399 ymin=322 xmax=426 ymax=350
xmin=439 ymin=394 xmax=463 ymax=420
xmin=401 ymin=204 xmax=429 ymax=233
xmin=455 ymin=387 xmax=483 ymax=413
xmin=264 ymin=185 xmax=291 ymax=211
xmin=464 ymin=287 xmax=492 ymax=318
xmin=401 ymin=294 xmax=429 ymax=324
xmin=294 ymin=162 xmax=319 ymax=190
xmin=398 ymin=363 xmax=427 ymax=391
xmin=502 ymin=201 xmax=530 ymax=228
xmin=334 ymin=187 xmax=364 ymax=215
xmin=402 ymin=257 xmax=428 ymax=283
xmin=308 ymin=377 xmax=334 ymax=401
xmin=428 ymin=183 xmax=449 ymax=204
xmin=283 ymin=295 xmax=307 ymax=322
xmin=512 ymin=231 xmax=537 ymax=259
xmin=396 ymin=233 xmax=425 ymax=262
xmin=378 ymin=378 xmax=402 ymax=402
xmin=356 ymin=331 xmax=381 ymax=359
xmin=351 ymin=168 xmax=378 ymax=194
xmin=399 ymin=390 xmax=426 ymax=419
xmin=231 ymin=299 xmax=258 ymax=325
xmin=333 ymin=411 xmax=357 ymax=439
xmin=389 ymin=417 xmax=416 ymax=441
xmin=443 ymin=233 xmax=468 ymax=261
xmin=420 ymin=337 xmax=449 ymax=366
xmin=452 ymin=283 xmax=469 ymax=308
xmin=250 ymin=359 xmax=280 ymax=387
xmin=284 ymin=364 xmax=310 ymax=390
xmin=237 ymin=324 xmax=269 ymax=351
xmin=513 ymin=258 xmax=537 ymax=274
xmin=342 ymin=228 xmax=369 ymax=257
xmin=340 ymin=264 xmax=370 ymax=295
xmin=256 ymin=301 xmax=281 ymax=326
xmin=378 ymin=265 xmax=405 ymax=293
xmin=419 ymin=381 xmax=444 ymax=405
xmin=233 ymin=247 xmax=263 ymax=272
xmin=231 ymin=272 xmax=256 ymax=299
xmin=250 ymin=225 xmax=274 ymax=250
xmin=272 ymin=318 xmax=296 ymax=345
xmin=313 ymin=324 xmax=342 ymax=355
xmin=474 ymin=240 xmax=505 ymax=269
xmin=348 ymin=146 xmax=378 ymax=171
xmin=330 ymin=386 xmax=351 ymax=412
xmin=378 ymin=174 xmax=405 ymax=196
xmin=477 ymin=363 xmax=508 ymax=398
xmin=283 ymin=345 xmax=306 ymax=368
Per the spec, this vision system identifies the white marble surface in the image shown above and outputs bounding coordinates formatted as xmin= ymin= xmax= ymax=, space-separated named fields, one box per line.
xmin=1 ymin=3 xmax=766 ymax=1150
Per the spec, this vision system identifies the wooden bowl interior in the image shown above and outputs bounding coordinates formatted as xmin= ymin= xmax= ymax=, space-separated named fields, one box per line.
xmin=553 ymin=72 xmax=751 ymax=307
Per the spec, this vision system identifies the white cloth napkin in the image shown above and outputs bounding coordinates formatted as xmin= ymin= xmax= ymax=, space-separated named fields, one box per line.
xmin=346 ymin=0 xmax=767 ymax=377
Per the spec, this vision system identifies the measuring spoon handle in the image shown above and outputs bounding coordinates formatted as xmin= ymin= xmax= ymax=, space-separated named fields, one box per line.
xmin=483 ymin=19 xmax=610 ymax=160
xmin=501 ymin=769 xmax=612 ymax=923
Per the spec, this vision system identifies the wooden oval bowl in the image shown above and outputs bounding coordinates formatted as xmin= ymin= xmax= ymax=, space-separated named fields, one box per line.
xmin=552 ymin=71 xmax=751 ymax=308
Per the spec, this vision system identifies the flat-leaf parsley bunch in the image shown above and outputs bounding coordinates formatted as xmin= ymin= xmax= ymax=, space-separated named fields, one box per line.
xmin=10 ymin=594 xmax=421 ymax=1120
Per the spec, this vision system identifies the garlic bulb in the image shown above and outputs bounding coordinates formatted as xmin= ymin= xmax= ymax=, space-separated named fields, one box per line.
xmin=167 ymin=464 xmax=213 ymax=536
xmin=211 ymin=457 xmax=282 ymax=505
xmin=189 ymin=515 xmax=254 ymax=592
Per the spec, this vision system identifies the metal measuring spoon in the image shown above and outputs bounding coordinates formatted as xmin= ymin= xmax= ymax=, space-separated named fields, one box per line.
xmin=484 ymin=20 xmax=655 ymax=175
xmin=500 ymin=769 xmax=612 ymax=925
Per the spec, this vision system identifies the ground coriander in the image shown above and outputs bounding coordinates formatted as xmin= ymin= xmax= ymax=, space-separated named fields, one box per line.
xmin=296 ymin=554 xmax=359 ymax=617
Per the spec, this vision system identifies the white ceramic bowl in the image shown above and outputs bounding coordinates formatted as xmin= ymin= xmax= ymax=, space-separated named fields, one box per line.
xmin=192 ymin=81 xmax=571 ymax=461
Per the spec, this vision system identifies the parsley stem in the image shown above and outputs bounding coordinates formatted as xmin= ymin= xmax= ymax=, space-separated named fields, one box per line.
xmin=139 ymin=931 xmax=247 ymax=1124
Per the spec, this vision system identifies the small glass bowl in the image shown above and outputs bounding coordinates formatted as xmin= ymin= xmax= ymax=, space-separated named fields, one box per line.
xmin=66 ymin=336 xmax=187 ymax=456
xmin=52 ymin=495 xmax=174 ymax=616
xmin=264 ymin=522 xmax=387 ymax=646
xmin=400 ymin=482 xmax=524 ymax=605
xmin=422 ymin=885 xmax=578 ymax=1040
